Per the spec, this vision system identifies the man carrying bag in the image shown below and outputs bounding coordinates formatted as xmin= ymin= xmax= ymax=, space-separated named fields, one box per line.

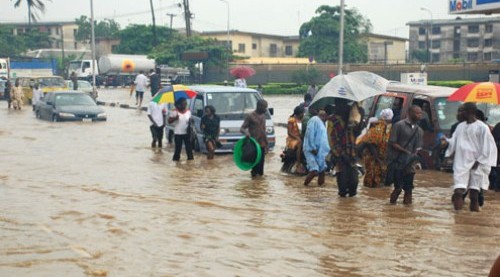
xmin=386 ymin=105 xmax=424 ymax=205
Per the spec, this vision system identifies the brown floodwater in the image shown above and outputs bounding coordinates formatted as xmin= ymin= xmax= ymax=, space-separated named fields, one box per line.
xmin=0 ymin=93 xmax=499 ymax=277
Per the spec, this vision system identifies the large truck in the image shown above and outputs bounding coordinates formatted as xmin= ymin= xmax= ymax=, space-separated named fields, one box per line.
xmin=0 ymin=57 xmax=57 ymax=79
xmin=69 ymin=54 xmax=191 ymax=87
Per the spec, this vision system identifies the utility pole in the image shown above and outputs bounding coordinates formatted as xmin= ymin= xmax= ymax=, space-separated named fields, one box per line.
xmin=150 ymin=0 xmax=158 ymax=46
xmin=166 ymin=13 xmax=176 ymax=35
xmin=338 ymin=0 xmax=345 ymax=75
xmin=183 ymin=0 xmax=192 ymax=37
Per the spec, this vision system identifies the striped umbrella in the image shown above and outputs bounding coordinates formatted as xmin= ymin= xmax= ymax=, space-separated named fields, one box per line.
xmin=152 ymin=84 xmax=197 ymax=104
xmin=448 ymin=82 xmax=500 ymax=104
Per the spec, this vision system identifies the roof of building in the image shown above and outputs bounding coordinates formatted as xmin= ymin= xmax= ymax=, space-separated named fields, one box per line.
xmin=407 ymin=16 xmax=500 ymax=26
xmin=1 ymin=21 xmax=77 ymax=27
xmin=361 ymin=33 xmax=408 ymax=42
xmin=200 ymin=30 xmax=299 ymax=41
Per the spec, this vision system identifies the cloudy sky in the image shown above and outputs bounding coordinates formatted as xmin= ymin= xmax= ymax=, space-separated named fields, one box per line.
xmin=0 ymin=0 xmax=486 ymax=38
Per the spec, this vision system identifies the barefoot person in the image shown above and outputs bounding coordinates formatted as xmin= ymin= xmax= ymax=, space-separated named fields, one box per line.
xmin=240 ymin=100 xmax=268 ymax=177
xmin=200 ymin=105 xmax=220 ymax=160
xmin=303 ymin=111 xmax=330 ymax=186
xmin=147 ymin=101 xmax=166 ymax=148
xmin=445 ymin=102 xmax=497 ymax=212
xmin=169 ymin=98 xmax=194 ymax=161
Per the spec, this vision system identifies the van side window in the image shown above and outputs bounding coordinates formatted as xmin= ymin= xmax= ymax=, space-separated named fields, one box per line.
xmin=193 ymin=95 xmax=204 ymax=114
xmin=412 ymin=99 xmax=433 ymax=131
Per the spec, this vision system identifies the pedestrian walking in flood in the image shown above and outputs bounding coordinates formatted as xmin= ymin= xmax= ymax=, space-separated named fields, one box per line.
xmin=327 ymin=101 xmax=362 ymax=197
xmin=169 ymin=98 xmax=193 ymax=161
xmin=70 ymin=71 xmax=78 ymax=90
xmin=387 ymin=105 xmax=424 ymax=205
xmin=149 ymin=69 xmax=160 ymax=97
xmin=32 ymin=84 xmax=43 ymax=112
xmin=200 ymin=105 xmax=220 ymax=160
xmin=445 ymin=103 xmax=497 ymax=212
xmin=10 ymin=79 xmax=24 ymax=110
xmin=147 ymin=100 xmax=166 ymax=148
xmin=240 ymin=99 xmax=268 ymax=177
xmin=303 ymin=110 xmax=330 ymax=186
xmin=134 ymin=70 xmax=148 ymax=107
xmin=4 ymin=79 xmax=11 ymax=109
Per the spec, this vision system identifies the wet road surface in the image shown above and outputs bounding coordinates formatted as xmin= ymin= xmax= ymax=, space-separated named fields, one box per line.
xmin=1 ymin=92 xmax=499 ymax=276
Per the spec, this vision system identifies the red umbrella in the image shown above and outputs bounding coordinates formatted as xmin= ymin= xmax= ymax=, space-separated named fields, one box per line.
xmin=230 ymin=66 xmax=256 ymax=79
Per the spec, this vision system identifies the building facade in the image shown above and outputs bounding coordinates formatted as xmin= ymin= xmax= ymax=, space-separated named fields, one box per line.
xmin=407 ymin=16 xmax=500 ymax=63
xmin=200 ymin=30 xmax=311 ymax=63
xmin=361 ymin=33 xmax=408 ymax=64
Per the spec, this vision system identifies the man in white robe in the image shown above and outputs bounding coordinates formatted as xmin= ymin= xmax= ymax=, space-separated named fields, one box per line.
xmin=445 ymin=102 xmax=497 ymax=212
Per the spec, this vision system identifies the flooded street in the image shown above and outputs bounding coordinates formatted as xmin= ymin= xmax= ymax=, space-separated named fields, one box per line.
xmin=1 ymin=91 xmax=499 ymax=276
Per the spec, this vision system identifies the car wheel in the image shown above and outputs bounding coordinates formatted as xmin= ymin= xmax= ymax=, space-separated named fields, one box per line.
xmin=52 ymin=114 xmax=59 ymax=122
xmin=193 ymin=135 xmax=201 ymax=152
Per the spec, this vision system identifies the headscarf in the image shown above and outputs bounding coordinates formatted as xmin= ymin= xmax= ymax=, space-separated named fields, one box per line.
xmin=379 ymin=108 xmax=394 ymax=121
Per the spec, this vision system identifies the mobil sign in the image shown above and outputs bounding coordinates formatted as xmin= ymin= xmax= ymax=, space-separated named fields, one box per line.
xmin=449 ymin=0 xmax=473 ymax=13
xmin=449 ymin=0 xmax=500 ymax=13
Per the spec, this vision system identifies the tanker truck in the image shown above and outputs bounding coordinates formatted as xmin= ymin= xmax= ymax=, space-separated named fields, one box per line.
xmin=68 ymin=54 xmax=155 ymax=87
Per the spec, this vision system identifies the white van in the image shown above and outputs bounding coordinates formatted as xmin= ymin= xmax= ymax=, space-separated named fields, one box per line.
xmin=165 ymin=85 xmax=276 ymax=153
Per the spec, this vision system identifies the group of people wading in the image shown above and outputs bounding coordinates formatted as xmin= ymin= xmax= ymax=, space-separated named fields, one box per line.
xmin=283 ymin=95 xmax=498 ymax=211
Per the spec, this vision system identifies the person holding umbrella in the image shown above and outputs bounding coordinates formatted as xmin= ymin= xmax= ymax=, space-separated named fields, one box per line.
xmin=168 ymin=98 xmax=194 ymax=161
xmin=230 ymin=66 xmax=255 ymax=88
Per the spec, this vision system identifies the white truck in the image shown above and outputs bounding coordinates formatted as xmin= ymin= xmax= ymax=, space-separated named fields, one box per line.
xmin=69 ymin=54 xmax=191 ymax=87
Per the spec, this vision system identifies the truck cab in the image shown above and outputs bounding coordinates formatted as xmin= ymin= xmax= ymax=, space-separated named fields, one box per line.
xmin=68 ymin=60 xmax=99 ymax=83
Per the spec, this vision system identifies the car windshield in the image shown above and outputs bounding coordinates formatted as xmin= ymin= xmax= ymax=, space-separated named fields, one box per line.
xmin=68 ymin=62 xmax=80 ymax=72
xmin=477 ymin=103 xmax=500 ymax=126
xmin=435 ymin=97 xmax=462 ymax=130
xmin=206 ymin=92 xmax=259 ymax=115
xmin=55 ymin=94 xmax=96 ymax=106
xmin=78 ymin=81 xmax=92 ymax=88
xmin=38 ymin=77 xmax=65 ymax=88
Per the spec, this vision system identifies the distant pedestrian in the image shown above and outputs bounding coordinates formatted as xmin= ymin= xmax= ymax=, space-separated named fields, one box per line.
xmin=32 ymin=84 xmax=43 ymax=111
xmin=149 ymin=69 xmax=160 ymax=97
xmin=147 ymin=101 xmax=166 ymax=148
xmin=303 ymin=111 xmax=330 ymax=186
xmin=168 ymin=98 xmax=193 ymax=161
xmin=306 ymin=84 xmax=318 ymax=99
xmin=327 ymin=101 xmax=361 ymax=197
xmin=387 ymin=105 xmax=424 ymax=205
xmin=240 ymin=99 xmax=268 ymax=177
xmin=200 ymin=105 xmax=220 ymax=160
xmin=4 ymin=80 xmax=11 ymax=109
xmin=70 ymin=71 xmax=78 ymax=90
xmin=134 ymin=70 xmax=148 ymax=107
xmin=11 ymin=79 xmax=24 ymax=110
xmin=445 ymin=103 xmax=497 ymax=212
xmin=234 ymin=76 xmax=247 ymax=88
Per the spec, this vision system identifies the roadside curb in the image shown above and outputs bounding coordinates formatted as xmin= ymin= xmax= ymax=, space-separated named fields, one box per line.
xmin=97 ymin=100 xmax=147 ymax=111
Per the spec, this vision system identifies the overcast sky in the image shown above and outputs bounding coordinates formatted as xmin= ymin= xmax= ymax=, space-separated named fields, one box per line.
xmin=0 ymin=0 xmax=487 ymax=38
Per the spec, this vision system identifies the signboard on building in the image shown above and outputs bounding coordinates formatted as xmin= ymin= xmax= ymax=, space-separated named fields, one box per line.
xmin=401 ymin=72 xmax=428 ymax=86
xmin=449 ymin=0 xmax=500 ymax=14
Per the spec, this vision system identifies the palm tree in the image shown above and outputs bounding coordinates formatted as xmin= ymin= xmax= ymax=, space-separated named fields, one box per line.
xmin=12 ymin=0 xmax=49 ymax=25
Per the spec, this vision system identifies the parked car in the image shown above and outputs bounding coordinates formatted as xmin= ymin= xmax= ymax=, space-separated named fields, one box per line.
xmin=65 ymin=80 xmax=98 ymax=99
xmin=362 ymin=83 xmax=500 ymax=170
xmin=35 ymin=91 xmax=106 ymax=122
xmin=165 ymin=85 xmax=275 ymax=153
xmin=0 ymin=79 xmax=6 ymax=99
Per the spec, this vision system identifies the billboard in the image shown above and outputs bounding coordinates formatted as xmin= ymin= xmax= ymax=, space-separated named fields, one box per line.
xmin=449 ymin=0 xmax=500 ymax=14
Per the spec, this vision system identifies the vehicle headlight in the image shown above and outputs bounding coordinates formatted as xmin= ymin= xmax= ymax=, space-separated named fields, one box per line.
xmin=266 ymin=126 xmax=274 ymax=134
xmin=97 ymin=113 xmax=107 ymax=118
xmin=219 ymin=128 xmax=227 ymax=135
xmin=58 ymin=112 xmax=75 ymax=118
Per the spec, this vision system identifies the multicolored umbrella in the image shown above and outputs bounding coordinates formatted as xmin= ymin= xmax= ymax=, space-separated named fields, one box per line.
xmin=230 ymin=66 xmax=256 ymax=79
xmin=152 ymin=84 xmax=197 ymax=104
xmin=448 ymin=82 xmax=500 ymax=104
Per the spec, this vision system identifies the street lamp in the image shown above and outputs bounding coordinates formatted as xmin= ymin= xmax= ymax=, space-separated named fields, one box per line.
xmin=421 ymin=7 xmax=433 ymax=64
xmin=219 ymin=0 xmax=230 ymax=81
xmin=338 ymin=0 xmax=345 ymax=75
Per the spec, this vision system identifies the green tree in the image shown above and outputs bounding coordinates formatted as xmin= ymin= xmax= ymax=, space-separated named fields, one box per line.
xmin=291 ymin=67 xmax=321 ymax=85
xmin=298 ymin=5 xmax=371 ymax=63
xmin=75 ymin=16 xmax=120 ymax=43
xmin=22 ymin=28 xmax=53 ymax=49
xmin=149 ymin=34 xmax=232 ymax=73
xmin=114 ymin=24 xmax=172 ymax=55
xmin=410 ymin=49 xmax=428 ymax=63
xmin=11 ymin=0 xmax=50 ymax=25
xmin=0 ymin=25 xmax=26 ymax=56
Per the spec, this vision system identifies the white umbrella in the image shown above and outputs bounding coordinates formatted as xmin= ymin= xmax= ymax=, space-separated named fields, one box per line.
xmin=310 ymin=71 xmax=389 ymax=109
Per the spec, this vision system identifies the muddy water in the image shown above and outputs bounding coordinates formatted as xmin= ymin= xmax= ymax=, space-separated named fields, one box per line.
xmin=0 ymin=95 xmax=499 ymax=277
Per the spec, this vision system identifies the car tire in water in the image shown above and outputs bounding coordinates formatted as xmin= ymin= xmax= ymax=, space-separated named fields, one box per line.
xmin=193 ymin=135 xmax=201 ymax=152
